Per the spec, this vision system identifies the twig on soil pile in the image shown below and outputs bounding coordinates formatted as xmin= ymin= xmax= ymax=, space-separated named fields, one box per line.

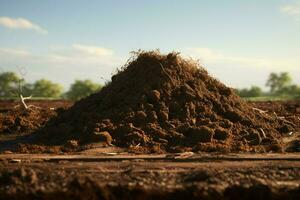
xmin=158 ymin=62 xmax=174 ymax=84
xmin=277 ymin=117 xmax=296 ymax=127
xmin=13 ymin=100 xmax=41 ymax=112
xmin=259 ymin=128 xmax=267 ymax=139
xmin=252 ymin=107 xmax=268 ymax=114
xmin=253 ymin=107 xmax=296 ymax=127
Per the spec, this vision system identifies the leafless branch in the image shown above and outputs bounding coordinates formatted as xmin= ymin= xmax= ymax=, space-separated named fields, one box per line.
xmin=12 ymin=66 xmax=39 ymax=110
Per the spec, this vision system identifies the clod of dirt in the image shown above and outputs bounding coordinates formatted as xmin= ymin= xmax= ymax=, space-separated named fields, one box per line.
xmin=244 ymin=129 xmax=263 ymax=145
xmin=34 ymin=50 xmax=296 ymax=153
xmin=186 ymin=126 xmax=214 ymax=143
xmin=65 ymin=140 xmax=79 ymax=149
xmin=214 ymin=128 xmax=230 ymax=141
xmin=93 ymin=131 xmax=113 ymax=146
xmin=285 ymin=139 xmax=300 ymax=152
xmin=148 ymin=90 xmax=161 ymax=103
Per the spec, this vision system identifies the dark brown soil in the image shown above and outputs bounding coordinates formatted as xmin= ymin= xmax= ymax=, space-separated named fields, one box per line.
xmin=33 ymin=51 xmax=297 ymax=153
xmin=0 ymin=154 xmax=299 ymax=200
xmin=249 ymin=101 xmax=300 ymax=129
xmin=0 ymin=100 xmax=72 ymax=135
xmin=0 ymin=99 xmax=72 ymax=111
xmin=0 ymin=108 xmax=55 ymax=135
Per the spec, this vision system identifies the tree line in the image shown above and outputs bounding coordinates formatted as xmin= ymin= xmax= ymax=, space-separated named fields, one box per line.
xmin=1 ymin=71 xmax=299 ymax=101
xmin=0 ymin=71 xmax=102 ymax=100
xmin=237 ymin=72 xmax=300 ymax=98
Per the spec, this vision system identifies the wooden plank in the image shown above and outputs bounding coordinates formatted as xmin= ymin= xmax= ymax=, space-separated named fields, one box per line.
xmin=0 ymin=153 xmax=300 ymax=162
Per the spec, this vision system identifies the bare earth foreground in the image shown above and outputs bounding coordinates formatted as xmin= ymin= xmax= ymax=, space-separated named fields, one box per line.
xmin=0 ymin=100 xmax=299 ymax=199
xmin=0 ymin=153 xmax=299 ymax=200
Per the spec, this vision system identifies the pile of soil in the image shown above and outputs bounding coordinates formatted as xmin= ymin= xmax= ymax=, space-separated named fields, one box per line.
xmin=35 ymin=51 xmax=296 ymax=152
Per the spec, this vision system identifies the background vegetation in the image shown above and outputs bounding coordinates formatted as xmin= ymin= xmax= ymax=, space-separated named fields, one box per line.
xmin=0 ymin=71 xmax=299 ymax=101
xmin=0 ymin=71 xmax=102 ymax=100
xmin=236 ymin=72 xmax=300 ymax=100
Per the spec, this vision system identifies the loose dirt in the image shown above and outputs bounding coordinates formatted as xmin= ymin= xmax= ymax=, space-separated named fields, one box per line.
xmin=0 ymin=154 xmax=299 ymax=200
xmin=0 ymin=108 xmax=55 ymax=135
xmin=0 ymin=100 xmax=71 ymax=135
xmin=32 ymin=51 xmax=298 ymax=153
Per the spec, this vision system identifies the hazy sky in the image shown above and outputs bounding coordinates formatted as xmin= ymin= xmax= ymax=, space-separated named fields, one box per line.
xmin=0 ymin=0 xmax=300 ymax=90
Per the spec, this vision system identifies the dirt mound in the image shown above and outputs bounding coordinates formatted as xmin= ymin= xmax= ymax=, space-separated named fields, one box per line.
xmin=34 ymin=51 xmax=295 ymax=152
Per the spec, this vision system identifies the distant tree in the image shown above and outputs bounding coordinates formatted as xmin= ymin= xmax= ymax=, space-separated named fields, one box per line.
xmin=237 ymin=86 xmax=263 ymax=97
xmin=65 ymin=80 xmax=102 ymax=101
xmin=283 ymin=84 xmax=300 ymax=96
xmin=0 ymin=72 xmax=22 ymax=97
xmin=31 ymin=79 xmax=63 ymax=98
xmin=266 ymin=72 xmax=292 ymax=95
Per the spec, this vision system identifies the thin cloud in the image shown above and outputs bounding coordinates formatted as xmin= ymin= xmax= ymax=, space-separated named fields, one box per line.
xmin=280 ymin=1 xmax=300 ymax=19
xmin=49 ymin=44 xmax=116 ymax=64
xmin=72 ymin=44 xmax=114 ymax=57
xmin=0 ymin=45 xmax=120 ymax=68
xmin=0 ymin=46 xmax=122 ymax=88
xmin=184 ymin=47 xmax=300 ymax=70
xmin=0 ymin=16 xmax=48 ymax=34
xmin=0 ymin=47 xmax=31 ymax=57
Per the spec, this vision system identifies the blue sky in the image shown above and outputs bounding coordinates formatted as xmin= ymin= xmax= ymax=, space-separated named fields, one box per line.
xmin=0 ymin=0 xmax=300 ymax=90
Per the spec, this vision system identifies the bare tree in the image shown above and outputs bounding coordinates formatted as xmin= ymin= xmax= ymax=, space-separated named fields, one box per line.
xmin=11 ymin=67 xmax=35 ymax=110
